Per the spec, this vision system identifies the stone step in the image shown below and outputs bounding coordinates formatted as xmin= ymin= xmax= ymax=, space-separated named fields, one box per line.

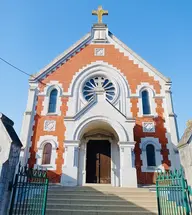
xmin=46 ymin=203 xmax=157 ymax=211
xmin=47 ymin=198 xmax=157 ymax=207
xmin=48 ymin=196 xmax=155 ymax=202
xmin=47 ymin=194 xmax=156 ymax=201
xmin=48 ymin=191 xmax=156 ymax=197
xmin=46 ymin=186 xmax=158 ymax=214
xmin=46 ymin=202 xmax=157 ymax=211
xmin=48 ymin=189 xmax=153 ymax=194
xmin=48 ymin=186 xmax=151 ymax=193
xmin=45 ymin=208 xmax=158 ymax=215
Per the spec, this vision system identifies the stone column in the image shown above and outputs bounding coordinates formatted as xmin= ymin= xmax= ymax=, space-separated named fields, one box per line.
xmin=61 ymin=141 xmax=80 ymax=186
xmin=165 ymin=83 xmax=180 ymax=169
xmin=20 ymin=84 xmax=38 ymax=165
xmin=119 ymin=141 xmax=137 ymax=187
xmin=165 ymin=83 xmax=179 ymax=145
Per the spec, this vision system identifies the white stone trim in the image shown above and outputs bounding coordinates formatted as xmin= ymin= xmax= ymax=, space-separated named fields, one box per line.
xmin=140 ymin=137 xmax=164 ymax=172
xmin=20 ymin=83 xmax=38 ymax=165
xmin=134 ymin=82 xmax=159 ymax=97
xmin=29 ymin=28 xmax=169 ymax=86
xmin=35 ymin=135 xmax=58 ymax=170
xmin=142 ymin=122 xmax=155 ymax=133
xmin=30 ymin=33 xmax=92 ymax=81
xmin=44 ymin=120 xmax=56 ymax=131
xmin=67 ymin=61 xmax=129 ymax=97
xmin=161 ymin=83 xmax=180 ymax=170
xmin=107 ymin=33 xmax=169 ymax=84
xmin=94 ymin=48 xmax=105 ymax=56
xmin=66 ymin=61 xmax=132 ymax=118
xmin=136 ymin=84 xmax=157 ymax=117
xmin=40 ymin=82 xmax=63 ymax=116
xmin=72 ymin=116 xmax=128 ymax=142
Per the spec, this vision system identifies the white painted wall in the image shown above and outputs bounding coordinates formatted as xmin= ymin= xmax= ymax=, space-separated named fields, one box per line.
xmin=0 ymin=118 xmax=21 ymax=215
xmin=0 ymin=121 xmax=12 ymax=165
xmin=61 ymin=91 xmax=137 ymax=187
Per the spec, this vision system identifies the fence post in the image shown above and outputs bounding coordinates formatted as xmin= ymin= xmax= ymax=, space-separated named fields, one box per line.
xmin=41 ymin=178 xmax=49 ymax=215
xmin=156 ymin=167 xmax=192 ymax=215
xmin=181 ymin=169 xmax=190 ymax=214
xmin=9 ymin=173 xmax=18 ymax=215
xmin=9 ymin=165 xmax=49 ymax=215
xmin=156 ymin=177 xmax=161 ymax=215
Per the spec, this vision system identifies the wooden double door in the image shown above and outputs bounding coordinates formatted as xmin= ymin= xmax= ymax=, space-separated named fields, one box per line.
xmin=86 ymin=140 xmax=111 ymax=184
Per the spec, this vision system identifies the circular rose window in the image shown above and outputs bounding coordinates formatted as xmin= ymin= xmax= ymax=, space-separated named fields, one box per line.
xmin=83 ymin=76 xmax=115 ymax=101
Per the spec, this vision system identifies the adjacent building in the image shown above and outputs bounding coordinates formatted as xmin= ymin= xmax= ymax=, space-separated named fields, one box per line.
xmin=178 ymin=120 xmax=192 ymax=186
xmin=0 ymin=113 xmax=22 ymax=214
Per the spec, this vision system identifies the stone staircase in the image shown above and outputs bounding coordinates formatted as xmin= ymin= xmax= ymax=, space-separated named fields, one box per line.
xmin=46 ymin=184 xmax=158 ymax=215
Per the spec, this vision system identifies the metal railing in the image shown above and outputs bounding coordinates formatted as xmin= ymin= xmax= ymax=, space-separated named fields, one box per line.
xmin=156 ymin=167 xmax=192 ymax=215
xmin=9 ymin=164 xmax=49 ymax=215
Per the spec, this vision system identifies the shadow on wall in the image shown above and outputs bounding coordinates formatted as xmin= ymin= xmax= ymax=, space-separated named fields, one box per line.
xmin=46 ymin=171 xmax=61 ymax=183
xmin=134 ymin=116 xmax=178 ymax=185
xmin=46 ymin=183 xmax=158 ymax=214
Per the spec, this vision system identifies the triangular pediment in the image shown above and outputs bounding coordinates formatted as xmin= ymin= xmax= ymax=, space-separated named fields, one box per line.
xmin=30 ymin=25 xmax=170 ymax=84
xmin=64 ymin=96 xmax=131 ymax=122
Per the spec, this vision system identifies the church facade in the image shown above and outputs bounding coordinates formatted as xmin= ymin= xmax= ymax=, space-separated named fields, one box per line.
xmin=20 ymin=7 xmax=180 ymax=187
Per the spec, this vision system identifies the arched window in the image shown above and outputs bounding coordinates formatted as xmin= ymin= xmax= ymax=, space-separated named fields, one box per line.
xmin=42 ymin=143 xmax=52 ymax=165
xmin=146 ymin=144 xmax=156 ymax=167
xmin=48 ymin=89 xmax=58 ymax=113
xmin=142 ymin=90 xmax=151 ymax=115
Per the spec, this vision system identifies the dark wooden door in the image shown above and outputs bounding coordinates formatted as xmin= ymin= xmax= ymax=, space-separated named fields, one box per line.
xmin=86 ymin=140 xmax=111 ymax=184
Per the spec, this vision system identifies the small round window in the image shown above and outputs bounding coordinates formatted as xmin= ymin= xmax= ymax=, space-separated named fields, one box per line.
xmin=83 ymin=76 xmax=115 ymax=101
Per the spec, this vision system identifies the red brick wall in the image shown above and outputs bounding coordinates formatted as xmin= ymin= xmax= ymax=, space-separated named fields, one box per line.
xmin=29 ymin=44 xmax=170 ymax=184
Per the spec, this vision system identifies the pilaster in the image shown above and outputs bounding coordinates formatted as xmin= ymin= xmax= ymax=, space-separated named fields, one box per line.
xmin=165 ymin=83 xmax=179 ymax=145
xmin=20 ymin=83 xmax=38 ymax=165
xmin=61 ymin=140 xmax=80 ymax=186
xmin=119 ymin=141 xmax=137 ymax=187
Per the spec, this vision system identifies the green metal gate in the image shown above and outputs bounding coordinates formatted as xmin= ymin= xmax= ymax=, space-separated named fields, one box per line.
xmin=156 ymin=168 xmax=192 ymax=215
xmin=9 ymin=164 xmax=49 ymax=215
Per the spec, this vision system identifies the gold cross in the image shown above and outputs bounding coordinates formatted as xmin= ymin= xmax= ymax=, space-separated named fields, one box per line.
xmin=92 ymin=6 xmax=108 ymax=24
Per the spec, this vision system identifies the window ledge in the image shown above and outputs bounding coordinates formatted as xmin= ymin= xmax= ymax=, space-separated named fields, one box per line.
xmin=38 ymin=164 xmax=56 ymax=170
xmin=142 ymin=114 xmax=155 ymax=118
xmin=46 ymin=113 xmax=58 ymax=116
xmin=141 ymin=166 xmax=163 ymax=172
xmin=147 ymin=166 xmax=157 ymax=170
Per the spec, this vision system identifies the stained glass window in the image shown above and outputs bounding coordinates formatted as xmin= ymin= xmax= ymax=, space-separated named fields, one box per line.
xmin=42 ymin=143 xmax=52 ymax=165
xmin=48 ymin=89 xmax=58 ymax=113
xmin=83 ymin=76 xmax=115 ymax=101
xmin=142 ymin=90 xmax=151 ymax=115
xmin=146 ymin=144 xmax=156 ymax=167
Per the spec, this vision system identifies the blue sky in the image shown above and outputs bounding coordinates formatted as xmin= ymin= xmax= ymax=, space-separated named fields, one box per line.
xmin=0 ymin=1 xmax=192 ymax=137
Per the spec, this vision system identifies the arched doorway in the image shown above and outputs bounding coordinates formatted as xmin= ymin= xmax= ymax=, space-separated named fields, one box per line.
xmin=77 ymin=121 xmax=120 ymax=186
xmin=62 ymin=116 xmax=137 ymax=187
xmin=86 ymin=139 xmax=111 ymax=184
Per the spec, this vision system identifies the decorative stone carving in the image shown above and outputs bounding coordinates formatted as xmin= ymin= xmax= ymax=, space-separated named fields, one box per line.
xmin=94 ymin=48 xmax=105 ymax=56
xmin=44 ymin=120 xmax=56 ymax=131
xmin=143 ymin=122 xmax=155 ymax=133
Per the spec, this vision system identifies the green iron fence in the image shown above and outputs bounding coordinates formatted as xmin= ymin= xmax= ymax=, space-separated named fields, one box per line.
xmin=156 ymin=167 xmax=192 ymax=215
xmin=9 ymin=164 xmax=49 ymax=215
